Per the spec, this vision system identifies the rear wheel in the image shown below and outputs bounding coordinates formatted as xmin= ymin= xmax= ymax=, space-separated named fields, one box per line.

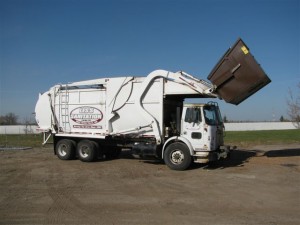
xmin=56 ymin=139 xmax=76 ymax=160
xmin=77 ymin=140 xmax=97 ymax=162
xmin=164 ymin=142 xmax=192 ymax=171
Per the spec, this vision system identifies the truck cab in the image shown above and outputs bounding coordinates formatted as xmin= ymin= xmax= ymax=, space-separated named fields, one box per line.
xmin=182 ymin=102 xmax=224 ymax=152
xmin=162 ymin=102 xmax=229 ymax=170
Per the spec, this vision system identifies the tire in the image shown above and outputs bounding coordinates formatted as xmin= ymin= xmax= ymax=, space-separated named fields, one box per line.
xmin=56 ymin=139 xmax=76 ymax=160
xmin=91 ymin=141 xmax=101 ymax=160
xmin=163 ymin=142 xmax=192 ymax=171
xmin=77 ymin=140 xmax=97 ymax=162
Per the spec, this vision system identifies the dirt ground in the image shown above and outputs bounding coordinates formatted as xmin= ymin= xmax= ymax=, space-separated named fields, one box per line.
xmin=0 ymin=144 xmax=299 ymax=225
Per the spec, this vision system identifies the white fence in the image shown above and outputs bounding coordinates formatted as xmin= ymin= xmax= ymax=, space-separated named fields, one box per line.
xmin=0 ymin=125 xmax=39 ymax=134
xmin=0 ymin=122 xmax=298 ymax=134
xmin=224 ymin=122 xmax=297 ymax=131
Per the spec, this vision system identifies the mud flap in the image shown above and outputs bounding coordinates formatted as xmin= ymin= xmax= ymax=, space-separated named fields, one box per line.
xmin=207 ymin=38 xmax=271 ymax=105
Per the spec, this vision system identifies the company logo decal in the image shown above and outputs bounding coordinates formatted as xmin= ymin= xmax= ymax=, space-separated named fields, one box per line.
xmin=70 ymin=106 xmax=103 ymax=125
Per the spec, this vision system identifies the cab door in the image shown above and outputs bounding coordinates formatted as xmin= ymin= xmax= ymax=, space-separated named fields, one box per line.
xmin=181 ymin=107 xmax=206 ymax=150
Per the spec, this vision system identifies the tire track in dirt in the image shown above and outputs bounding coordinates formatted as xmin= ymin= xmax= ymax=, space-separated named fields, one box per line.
xmin=0 ymin=155 xmax=36 ymax=224
xmin=87 ymin=161 xmax=197 ymax=224
xmin=44 ymin=162 xmax=104 ymax=224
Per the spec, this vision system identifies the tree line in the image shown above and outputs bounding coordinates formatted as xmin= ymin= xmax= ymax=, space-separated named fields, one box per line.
xmin=0 ymin=113 xmax=19 ymax=125
xmin=0 ymin=113 xmax=35 ymax=125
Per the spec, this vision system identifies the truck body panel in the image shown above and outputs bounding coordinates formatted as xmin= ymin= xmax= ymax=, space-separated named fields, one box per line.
xmin=36 ymin=71 xmax=215 ymax=139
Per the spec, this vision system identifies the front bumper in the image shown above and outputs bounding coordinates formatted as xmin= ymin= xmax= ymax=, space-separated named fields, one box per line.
xmin=193 ymin=145 xmax=234 ymax=163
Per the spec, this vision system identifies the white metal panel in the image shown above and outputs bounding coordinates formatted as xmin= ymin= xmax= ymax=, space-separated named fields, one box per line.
xmin=106 ymin=77 xmax=134 ymax=111
xmin=79 ymin=90 xmax=105 ymax=104
xmin=110 ymin=102 xmax=154 ymax=134
xmin=109 ymin=78 xmax=164 ymax=136
xmin=35 ymin=92 xmax=52 ymax=131
xmin=68 ymin=78 xmax=107 ymax=86
xmin=53 ymin=88 xmax=107 ymax=134
xmin=109 ymin=80 xmax=133 ymax=111
xmin=164 ymin=81 xmax=200 ymax=95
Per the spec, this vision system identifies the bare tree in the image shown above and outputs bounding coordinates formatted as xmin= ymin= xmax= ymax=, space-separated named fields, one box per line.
xmin=287 ymin=82 xmax=300 ymax=128
xmin=23 ymin=116 xmax=36 ymax=134
xmin=0 ymin=113 xmax=19 ymax=125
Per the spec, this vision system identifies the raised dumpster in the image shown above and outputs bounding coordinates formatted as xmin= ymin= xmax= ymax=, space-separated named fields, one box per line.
xmin=208 ymin=38 xmax=271 ymax=105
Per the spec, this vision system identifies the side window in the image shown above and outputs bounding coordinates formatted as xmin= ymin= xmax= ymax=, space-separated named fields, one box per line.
xmin=185 ymin=108 xmax=193 ymax=123
xmin=184 ymin=108 xmax=202 ymax=123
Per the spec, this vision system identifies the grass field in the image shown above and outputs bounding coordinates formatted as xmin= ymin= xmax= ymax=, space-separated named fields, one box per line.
xmin=224 ymin=129 xmax=300 ymax=147
xmin=0 ymin=134 xmax=44 ymax=148
xmin=0 ymin=130 xmax=299 ymax=148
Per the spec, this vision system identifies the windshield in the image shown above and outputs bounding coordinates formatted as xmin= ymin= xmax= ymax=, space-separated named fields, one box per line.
xmin=203 ymin=105 xmax=223 ymax=125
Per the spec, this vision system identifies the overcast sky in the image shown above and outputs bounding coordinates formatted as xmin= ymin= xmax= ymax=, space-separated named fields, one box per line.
xmin=0 ymin=0 xmax=299 ymax=122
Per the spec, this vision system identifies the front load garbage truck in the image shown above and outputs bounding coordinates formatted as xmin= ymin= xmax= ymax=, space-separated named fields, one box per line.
xmin=35 ymin=38 xmax=271 ymax=170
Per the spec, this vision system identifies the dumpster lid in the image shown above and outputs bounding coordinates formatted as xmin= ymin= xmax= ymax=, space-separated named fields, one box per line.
xmin=207 ymin=38 xmax=271 ymax=105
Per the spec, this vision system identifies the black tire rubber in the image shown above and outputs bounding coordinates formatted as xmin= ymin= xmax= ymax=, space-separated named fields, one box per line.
xmin=56 ymin=139 xmax=76 ymax=160
xmin=163 ymin=142 xmax=192 ymax=171
xmin=77 ymin=140 xmax=97 ymax=162
xmin=90 ymin=141 xmax=101 ymax=160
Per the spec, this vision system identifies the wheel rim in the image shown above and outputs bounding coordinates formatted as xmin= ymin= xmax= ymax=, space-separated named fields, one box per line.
xmin=170 ymin=150 xmax=184 ymax=164
xmin=80 ymin=146 xmax=89 ymax=158
xmin=58 ymin=144 xmax=67 ymax=156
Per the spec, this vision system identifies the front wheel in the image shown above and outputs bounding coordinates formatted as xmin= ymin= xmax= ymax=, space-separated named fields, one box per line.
xmin=77 ymin=140 xmax=97 ymax=162
xmin=163 ymin=142 xmax=192 ymax=171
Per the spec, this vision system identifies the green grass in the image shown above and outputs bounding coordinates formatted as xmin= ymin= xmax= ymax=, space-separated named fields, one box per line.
xmin=224 ymin=129 xmax=300 ymax=147
xmin=0 ymin=134 xmax=45 ymax=148
xmin=0 ymin=130 xmax=299 ymax=148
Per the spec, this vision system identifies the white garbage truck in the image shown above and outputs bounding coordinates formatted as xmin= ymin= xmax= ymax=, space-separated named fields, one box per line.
xmin=35 ymin=38 xmax=271 ymax=170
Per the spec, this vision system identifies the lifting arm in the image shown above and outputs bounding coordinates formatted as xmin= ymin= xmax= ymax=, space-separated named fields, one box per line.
xmin=135 ymin=69 xmax=217 ymax=145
